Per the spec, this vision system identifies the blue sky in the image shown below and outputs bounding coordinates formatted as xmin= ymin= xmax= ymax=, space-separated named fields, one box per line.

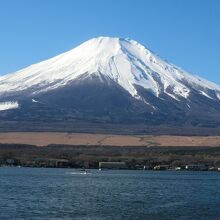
xmin=0 ymin=0 xmax=220 ymax=84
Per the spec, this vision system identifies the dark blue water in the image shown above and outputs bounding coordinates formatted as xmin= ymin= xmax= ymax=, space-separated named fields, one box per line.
xmin=0 ymin=168 xmax=220 ymax=220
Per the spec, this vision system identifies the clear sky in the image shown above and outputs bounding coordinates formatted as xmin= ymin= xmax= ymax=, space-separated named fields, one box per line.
xmin=0 ymin=0 xmax=220 ymax=84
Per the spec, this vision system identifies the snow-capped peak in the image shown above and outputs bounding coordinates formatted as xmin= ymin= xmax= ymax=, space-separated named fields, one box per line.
xmin=0 ymin=36 xmax=220 ymax=101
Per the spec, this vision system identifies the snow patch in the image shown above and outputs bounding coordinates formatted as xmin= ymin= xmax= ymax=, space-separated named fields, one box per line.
xmin=165 ymin=92 xmax=180 ymax=101
xmin=216 ymin=92 xmax=220 ymax=100
xmin=200 ymin=91 xmax=213 ymax=99
xmin=32 ymin=99 xmax=38 ymax=103
xmin=141 ymin=98 xmax=156 ymax=110
xmin=173 ymin=86 xmax=190 ymax=98
xmin=0 ymin=101 xmax=19 ymax=111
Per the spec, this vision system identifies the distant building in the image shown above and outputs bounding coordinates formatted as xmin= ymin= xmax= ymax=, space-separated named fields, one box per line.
xmin=6 ymin=159 xmax=16 ymax=165
xmin=209 ymin=167 xmax=217 ymax=171
xmin=185 ymin=164 xmax=208 ymax=171
xmin=34 ymin=158 xmax=69 ymax=167
xmin=99 ymin=162 xmax=127 ymax=170
xmin=135 ymin=164 xmax=147 ymax=170
xmin=153 ymin=165 xmax=169 ymax=170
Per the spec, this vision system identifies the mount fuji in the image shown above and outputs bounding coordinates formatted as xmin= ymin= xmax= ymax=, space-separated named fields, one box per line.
xmin=0 ymin=37 xmax=220 ymax=134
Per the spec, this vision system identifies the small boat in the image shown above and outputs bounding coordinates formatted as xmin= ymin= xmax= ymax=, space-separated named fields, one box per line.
xmin=66 ymin=168 xmax=91 ymax=175
xmin=82 ymin=170 xmax=87 ymax=174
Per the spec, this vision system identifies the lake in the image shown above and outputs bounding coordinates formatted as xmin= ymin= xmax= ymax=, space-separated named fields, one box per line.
xmin=0 ymin=167 xmax=220 ymax=219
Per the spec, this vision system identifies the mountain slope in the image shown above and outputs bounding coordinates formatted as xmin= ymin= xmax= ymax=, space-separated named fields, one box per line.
xmin=0 ymin=36 xmax=220 ymax=134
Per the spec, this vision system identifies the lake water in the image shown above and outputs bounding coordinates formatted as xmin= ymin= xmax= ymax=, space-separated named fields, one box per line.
xmin=0 ymin=167 xmax=220 ymax=220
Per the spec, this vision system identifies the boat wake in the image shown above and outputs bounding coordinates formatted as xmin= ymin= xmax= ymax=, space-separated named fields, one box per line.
xmin=65 ymin=171 xmax=91 ymax=175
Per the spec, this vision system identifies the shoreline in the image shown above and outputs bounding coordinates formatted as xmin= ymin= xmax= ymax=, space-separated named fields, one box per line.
xmin=1 ymin=143 xmax=220 ymax=171
xmin=1 ymin=166 xmax=220 ymax=172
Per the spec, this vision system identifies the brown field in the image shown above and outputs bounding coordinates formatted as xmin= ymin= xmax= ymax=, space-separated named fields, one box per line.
xmin=0 ymin=132 xmax=220 ymax=147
